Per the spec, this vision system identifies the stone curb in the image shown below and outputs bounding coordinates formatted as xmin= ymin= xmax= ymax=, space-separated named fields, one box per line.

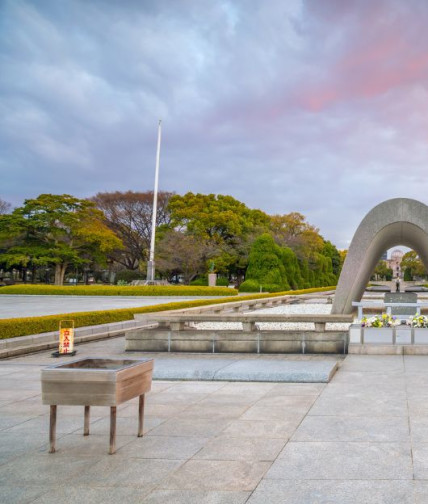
xmin=0 ymin=320 xmax=149 ymax=359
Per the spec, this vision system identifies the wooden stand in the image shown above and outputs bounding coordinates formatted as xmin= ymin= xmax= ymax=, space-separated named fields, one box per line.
xmin=42 ymin=358 xmax=153 ymax=455
xmin=49 ymin=405 xmax=57 ymax=454
xmin=48 ymin=396 xmax=146 ymax=455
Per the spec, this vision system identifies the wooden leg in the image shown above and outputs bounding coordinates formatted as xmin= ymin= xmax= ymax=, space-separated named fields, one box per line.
xmin=109 ymin=406 xmax=116 ymax=455
xmin=84 ymin=405 xmax=90 ymax=436
xmin=138 ymin=394 xmax=145 ymax=437
xmin=49 ymin=405 xmax=57 ymax=454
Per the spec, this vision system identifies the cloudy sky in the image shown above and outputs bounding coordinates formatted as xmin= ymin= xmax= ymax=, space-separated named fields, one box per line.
xmin=1 ymin=0 xmax=428 ymax=249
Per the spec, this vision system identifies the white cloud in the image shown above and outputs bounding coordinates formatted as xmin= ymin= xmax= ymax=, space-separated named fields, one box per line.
xmin=1 ymin=0 xmax=428 ymax=248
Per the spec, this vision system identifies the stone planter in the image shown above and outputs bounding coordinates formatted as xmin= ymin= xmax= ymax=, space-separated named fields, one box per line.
xmin=363 ymin=327 xmax=393 ymax=344
xmin=395 ymin=327 xmax=412 ymax=345
xmin=414 ymin=328 xmax=428 ymax=344
xmin=349 ymin=325 xmax=362 ymax=344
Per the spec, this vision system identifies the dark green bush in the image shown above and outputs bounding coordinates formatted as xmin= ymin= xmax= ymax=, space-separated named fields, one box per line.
xmin=239 ymin=280 xmax=283 ymax=293
xmin=279 ymin=247 xmax=303 ymax=289
xmin=245 ymin=234 xmax=290 ymax=290
xmin=238 ymin=279 xmax=260 ymax=292
xmin=190 ymin=276 xmax=208 ymax=286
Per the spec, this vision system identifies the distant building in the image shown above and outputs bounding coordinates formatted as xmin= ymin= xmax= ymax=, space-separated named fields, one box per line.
xmin=387 ymin=249 xmax=404 ymax=278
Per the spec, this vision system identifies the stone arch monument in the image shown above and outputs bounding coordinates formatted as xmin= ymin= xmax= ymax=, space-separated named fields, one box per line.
xmin=332 ymin=198 xmax=428 ymax=314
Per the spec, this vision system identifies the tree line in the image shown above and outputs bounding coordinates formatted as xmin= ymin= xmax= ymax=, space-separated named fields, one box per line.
xmin=0 ymin=192 xmax=344 ymax=289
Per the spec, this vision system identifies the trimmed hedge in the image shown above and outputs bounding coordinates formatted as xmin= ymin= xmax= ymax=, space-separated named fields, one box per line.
xmin=0 ymin=286 xmax=336 ymax=339
xmin=0 ymin=284 xmax=237 ymax=297
xmin=239 ymin=279 xmax=284 ymax=293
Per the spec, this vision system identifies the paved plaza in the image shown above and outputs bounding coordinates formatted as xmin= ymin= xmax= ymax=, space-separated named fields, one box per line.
xmin=2 ymin=336 xmax=428 ymax=503
xmin=0 ymin=295 xmax=220 ymax=319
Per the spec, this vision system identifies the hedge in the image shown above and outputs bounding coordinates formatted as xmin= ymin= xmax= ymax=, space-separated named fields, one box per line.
xmin=239 ymin=279 xmax=285 ymax=293
xmin=0 ymin=284 xmax=237 ymax=297
xmin=0 ymin=286 xmax=336 ymax=339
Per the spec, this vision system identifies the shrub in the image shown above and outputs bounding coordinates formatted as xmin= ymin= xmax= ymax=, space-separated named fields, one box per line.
xmin=238 ymin=279 xmax=260 ymax=292
xmin=190 ymin=276 xmax=208 ymax=286
xmin=115 ymin=270 xmax=145 ymax=284
xmin=260 ymin=284 xmax=285 ymax=292
xmin=191 ymin=276 xmax=230 ymax=287
xmin=239 ymin=280 xmax=284 ymax=293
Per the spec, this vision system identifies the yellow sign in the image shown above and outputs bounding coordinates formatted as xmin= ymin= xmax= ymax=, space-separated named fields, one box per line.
xmin=59 ymin=320 xmax=74 ymax=354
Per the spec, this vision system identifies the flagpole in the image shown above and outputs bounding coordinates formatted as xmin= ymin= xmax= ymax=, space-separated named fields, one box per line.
xmin=147 ymin=119 xmax=162 ymax=283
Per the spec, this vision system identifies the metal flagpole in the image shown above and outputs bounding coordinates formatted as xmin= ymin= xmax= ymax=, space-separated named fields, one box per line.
xmin=147 ymin=119 xmax=162 ymax=283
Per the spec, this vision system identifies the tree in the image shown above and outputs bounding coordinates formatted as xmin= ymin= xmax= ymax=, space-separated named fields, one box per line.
xmin=322 ymin=240 xmax=342 ymax=279
xmin=0 ymin=194 xmax=122 ymax=284
xmin=155 ymin=230 xmax=217 ymax=284
xmin=167 ymin=193 xmax=270 ymax=279
xmin=401 ymin=251 xmax=427 ymax=280
xmin=373 ymin=260 xmax=393 ymax=281
xmin=241 ymin=233 xmax=290 ymax=292
xmin=168 ymin=193 xmax=270 ymax=241
xmin=0 ymin=198 xmax=11 ymax=214
xmin=339 ymin=249 xmax=347 ymax=268
xmin=270 ymin=212 xmax=324 ymax=260
xmin=278 ymin=246 xmax=303 ymax=289
xmin=270 ymin=212 xmax=340 ymax=286
xmin=91 ymin=191 xmax=173 ymax=270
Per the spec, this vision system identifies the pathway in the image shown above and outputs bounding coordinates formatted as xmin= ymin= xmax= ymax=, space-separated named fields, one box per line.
xmin=0 ymin=337 xmax=427 ymax=503
xmin=0 ymin=295 xmax=220 ymax=319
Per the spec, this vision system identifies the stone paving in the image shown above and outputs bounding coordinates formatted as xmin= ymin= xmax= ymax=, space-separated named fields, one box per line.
xmin=2 ymin=337 xmax=428 ymax=503
xmin=0 ymin=295 xmax=220 ymax=319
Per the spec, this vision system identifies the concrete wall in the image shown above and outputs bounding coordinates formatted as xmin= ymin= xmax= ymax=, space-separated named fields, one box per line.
xmin=125 ymin=328 xmax=348 ymax=354
xmin=332 ymin=198 xmax=428 ymax=314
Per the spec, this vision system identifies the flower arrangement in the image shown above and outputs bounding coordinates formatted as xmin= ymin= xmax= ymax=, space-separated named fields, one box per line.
xmin=361 ymin=313 xmax=398 ymax=328
xmin=408 ymin=314 xmax=428 ymax=328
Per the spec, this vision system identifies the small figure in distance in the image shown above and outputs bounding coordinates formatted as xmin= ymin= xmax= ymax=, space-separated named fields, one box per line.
xmin=396 ymin=277 xmax=401 ymax=293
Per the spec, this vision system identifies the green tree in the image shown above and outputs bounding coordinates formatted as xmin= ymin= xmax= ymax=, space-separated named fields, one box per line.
xmin=270 ymin=213 xmax=340 ymax=287
xmin=322 ymin=240 xmax=342 ymax=279
xmin=401 ymin=251 xmax=427 ymax=279
xmin=241 ymin=233 xmax=290 ymax=292
xmin=270 ymin=212 xmax=324 ymax=260
xmin=278 ymin=246 xmax=303 ymax=289
xmin=373 ymin=260 xmax=393 ymax=281
xmin=168 ymin=193 xmax=270 ymax=279
xmin=169 ymin=193 xmax=270 ymax=241
xmin=0 ymin=194 xmax=122 ymax=285
xmin=404 ymin=267 xmax=413 ymax=281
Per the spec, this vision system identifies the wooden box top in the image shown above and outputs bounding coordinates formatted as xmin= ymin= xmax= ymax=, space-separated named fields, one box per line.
xmin=47 ymin=358 xmax=150 ymax=371
xmin=41 ymin=357 xmax=154 ymax=384
xmin=41 ymin=357 xmax=154 ymax=406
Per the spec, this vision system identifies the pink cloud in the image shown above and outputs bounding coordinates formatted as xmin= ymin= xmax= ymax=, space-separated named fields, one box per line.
xmin=296 ymin=1 xmax=428 ymax=111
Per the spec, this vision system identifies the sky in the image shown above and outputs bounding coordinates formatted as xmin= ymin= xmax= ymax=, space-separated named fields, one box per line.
xmin=1 ymin=0 xmax=428 ymax=250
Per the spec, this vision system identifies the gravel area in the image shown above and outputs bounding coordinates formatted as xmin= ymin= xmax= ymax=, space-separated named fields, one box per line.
xmin=192 ymin=301 xmax=353 ymax=331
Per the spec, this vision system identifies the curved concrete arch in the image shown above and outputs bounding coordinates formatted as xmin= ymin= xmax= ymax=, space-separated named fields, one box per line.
xmin=332 ymin=198 xmax=428 ymax=314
